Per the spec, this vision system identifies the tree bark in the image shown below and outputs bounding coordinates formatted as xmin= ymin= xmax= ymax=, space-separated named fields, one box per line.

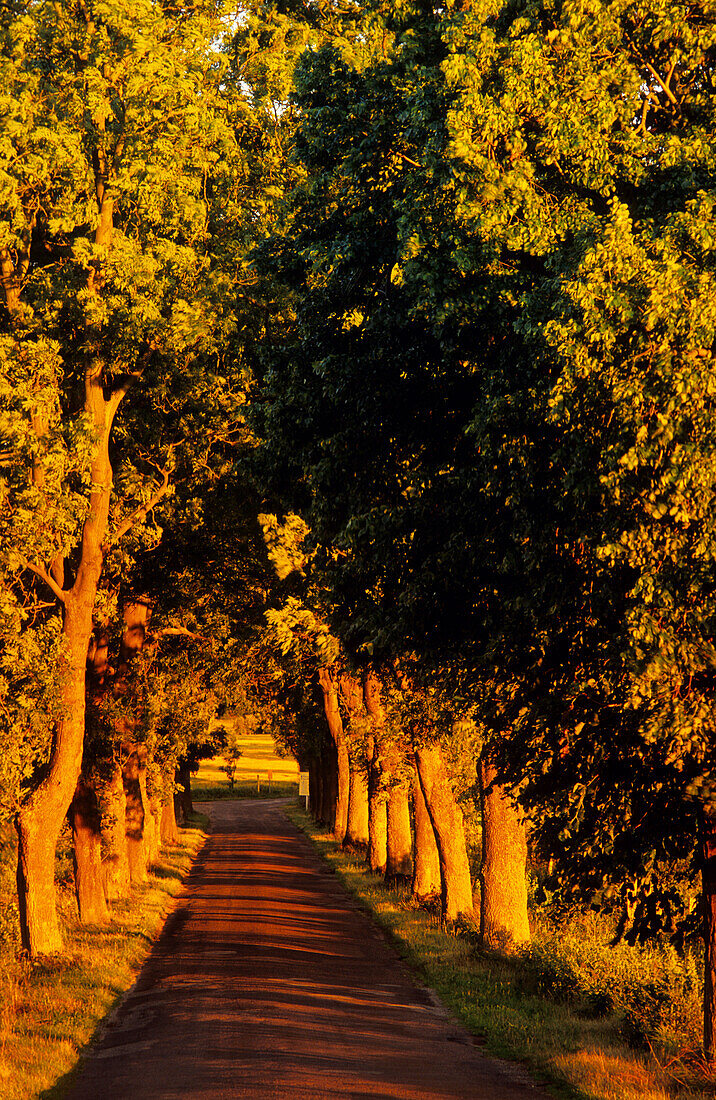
xmin=368 ymin=780 xmax=387 ymax=875
xmin=702 ymin=808 xmax=716 ymax=1060
xmin=412 ymin=765 xmax=441 ymax=903
xmin=16 ymin=370 xmax=117 ymax=953
xmin=363 ymin=673 xmax=389 ymax=874
xmin=146 ymin=793 xmax=161 ymax=868
xmin=102 ymin=761 xmax=130 ymax=901
xmin=175 ymin=758 xmax=193 ymax=824
xmin=479 ymin=759 xmax=530 ymax=950
xmin=318 ymin=667 xmax=350 ymax=843
xmin=386 ymin=783 xmax=413 ymax=884
xmin=340 ymin=672 xmax=369 ymax=849
xmin=366 ymin=736 xmax=388 ymax=875
xmin=324 ymin=732 xmax=338 ymax=830
xmin=70 ymin=775 xmax=109 ymax=924
xmin=415 ymin=743 xmax=474 ymax=922
xmin=345 ymin=761 xmax=369 ymax=849
xmin=124 ymin=745 xmax=148 ymax=884
xmin=160 ymin=791 xmax=180 ymax=846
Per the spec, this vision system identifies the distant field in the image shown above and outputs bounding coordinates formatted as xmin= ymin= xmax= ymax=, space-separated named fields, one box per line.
xmin=193 ymin=731 xmax=300 ymax=799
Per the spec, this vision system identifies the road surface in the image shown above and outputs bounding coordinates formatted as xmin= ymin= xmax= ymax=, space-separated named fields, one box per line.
xmin=67 ymin=799 xmax=542 ymax=1099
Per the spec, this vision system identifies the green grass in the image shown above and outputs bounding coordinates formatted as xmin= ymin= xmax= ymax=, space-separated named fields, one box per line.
xmin=192 ymin=733 xmax=300 ymax=801
xmin=0 ymin=815 xmax=207 ymax=1100
xmin=287 ymin=806 xmax=714 ymax=1100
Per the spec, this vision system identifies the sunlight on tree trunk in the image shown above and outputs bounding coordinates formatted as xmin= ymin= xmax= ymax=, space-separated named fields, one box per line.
xmin=479 ymin=760 xmax=530 ymax=950
xmin=318 ymin=667 xmax=350 ymax=843
xmin=412 ymin=765 xmax=441 ymax=903
xmin=415 ymin=744 xmax=473 ymax=923
xmin=345 ymin=760 xmax=369 ymax=849
xmin=386 ymin=783 xmax=412 ymax=885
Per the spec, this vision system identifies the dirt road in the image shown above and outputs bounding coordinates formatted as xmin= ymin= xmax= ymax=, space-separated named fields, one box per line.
xmin=67 ymin=800 xmax=542 ymax=1099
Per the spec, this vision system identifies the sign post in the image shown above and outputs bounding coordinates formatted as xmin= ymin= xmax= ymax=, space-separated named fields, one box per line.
xmin=298 ymin=771 xmax=309 ymax=811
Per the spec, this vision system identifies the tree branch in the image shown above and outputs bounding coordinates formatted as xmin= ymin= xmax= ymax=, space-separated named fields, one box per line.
xmin=105 ymin=465 xmax=172 ymax=550
xmin=152 ymin=627 xmax=209 ymax=642
xmin=644 ymin=60 xmax=679 ymax=107
xmin=23 ymin=559 xmax=67 ymax=604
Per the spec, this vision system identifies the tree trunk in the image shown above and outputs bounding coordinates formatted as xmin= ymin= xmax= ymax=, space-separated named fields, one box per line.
xmin=145 ymin=794 xmax=161 ymax=868
xmin=160 ymin=793 xmax=180 ymax=846
xmin=124 ymin=745 xmax=148 ymax=884
xmin=318 ymin=667 xmax=350 ymax=843
xmin=175 ymin=759 xmax=193 ymax=824
xmin=412 ymin=766 xmax=441 ymax=903
xmin=386 ymin=783 xmax=412 ymax=885
xmin=324 ymin=733 xmax=338 ymax=830
xmin=339 ymin=672 xmax=369 ymax=849
xmin=102 ymin=761 xmax=130 ymax=901
xmin=16 ymin=549 xmax=107 ymax=953
xmin=308 ymin=758 xmax=319 ymax=819
xmin=367 ymin=739 xmax=387 ymax=875
xmin=70 ymin=776 xmax=109 ymax=924
xmin=479 ymin=759 xmax=530 ymax=950
xmin=15 ymin=810 xmax=68 ymax=956
xmin=702 ymin=809 xmax=716 ymax=1060
xmin=415 ymin=743 xmax=474 ymax=922
xmin=345 ymin=761 xmax=369 ymax=849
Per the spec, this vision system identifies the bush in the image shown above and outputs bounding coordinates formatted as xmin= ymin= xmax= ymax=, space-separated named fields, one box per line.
xmin=518 ymin=913 xmax=702 ymax=1054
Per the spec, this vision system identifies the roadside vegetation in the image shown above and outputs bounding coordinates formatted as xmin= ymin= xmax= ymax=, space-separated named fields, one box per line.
xmin=290 ymin=806 xmax=710 ymax=1100
xmin=0 ymin=816 xmax=207 ymax=1100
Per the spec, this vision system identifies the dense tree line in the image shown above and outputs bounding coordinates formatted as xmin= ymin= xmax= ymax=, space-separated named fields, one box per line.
xmin=250 ymin=0 xmax=716 ymax=1055
xmin=3 ymin=0 xmax=716 ymax=1063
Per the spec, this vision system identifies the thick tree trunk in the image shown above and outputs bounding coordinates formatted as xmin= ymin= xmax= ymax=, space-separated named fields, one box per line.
xmin=16 ymin=514 xmax=108 ymax=954
xmin=124 ymin=745 xmax=148 ymax=884
xmin=415 ymin=743 xmax=474 ymax=922
xmin=160 ymin=793 xmax=180 ymax=846
xmin=479 ymin=760 xmax=530 ymax=950
xmin=318 ymin=667 xmax=350 ymax=843
xmin=16 ymin=808 xmax=69 ymax=956
xmin=412 ymin=766 xmax=441 ymax=903
xmin=702 ymin=809 xmax=716 ymax=1060
xmin=70 ymin=776 xmax=109 ymax=924
xmin=386 ymin=784 xmax=412 ymax=885
xmin=102 ymin=762 xmax=130 ymax=901
xmin=345 ymin=761 xmax=369 ymax=849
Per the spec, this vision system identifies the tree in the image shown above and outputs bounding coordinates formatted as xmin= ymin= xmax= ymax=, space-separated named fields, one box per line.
xmin=442 ymin=0 xmax=716 ymax=1049
xmin=0 ymin=0 xmax=251 ymax=953
xmin=251 ymin=0 xmax=524 ymax=936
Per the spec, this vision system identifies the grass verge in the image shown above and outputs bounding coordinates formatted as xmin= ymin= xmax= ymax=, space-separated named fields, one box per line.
xmin=0 ymin=814 xmax=208 ymax=1100
xmin=286 ymin=805 xmax=712 ymax=1100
